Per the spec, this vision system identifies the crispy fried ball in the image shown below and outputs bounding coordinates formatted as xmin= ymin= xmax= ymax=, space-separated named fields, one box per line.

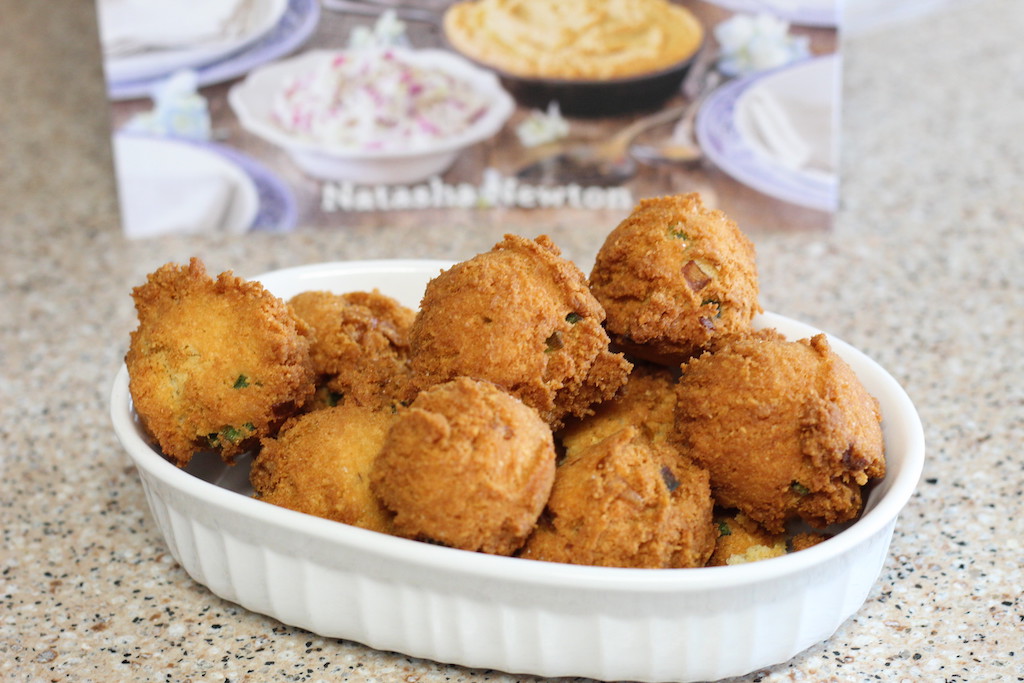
xmin=675 ymin=330 xmax=885 ymax=533
xmin=790 ymin=531 xmax=830 ymax=552
xmin=558 ymin=362 xmax=679 ymax=457
xmin=589 ymin=193 xmax=761 ymax=365
xmin=708 ymin=511 xmax=787 ymax=566
xmin=519 ymin=427 xmax=716 ymax=569
xmin=288 ymin=289 xmax=414 ymax=411
xmin=408 ymin=234 xmax=632 ymax=429
xmin=370 ymin=377 xmax=556 ymax=555
xmin=707 ymin=510 xmax=829 ymax=566
xmin=250 ymin=403 xmax=395 ymax=534
xmin=712 ymin=511 xmax=831 ymax=565
xmin=126 ymin=258 xmax=316 ymax=467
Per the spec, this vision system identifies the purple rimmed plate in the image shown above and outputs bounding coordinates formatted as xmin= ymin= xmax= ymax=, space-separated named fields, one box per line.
xmin=696 ymin=55 xmax=839 ymax=212
xmin=107 ymin=0 xmax=320 ymax=101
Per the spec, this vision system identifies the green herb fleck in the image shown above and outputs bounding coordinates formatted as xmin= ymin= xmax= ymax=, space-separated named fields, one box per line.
xmin=233 ymin=374 xmax=249 ymax=389
xmin=220 ymin=425 xmax=244 ymax=443
xmin=565 ymin=312 xmax=582 ymax=324
xmin=791 ymin=481 xmax=811 ymax=496
xmin=701 ymin=298 xmax=723 ymax=318
xmin=717 ymin=521 xmax=732 ymax=536
xmin=207 ymin=423 xmax=255 ymax=448
xmin=668 ymin=223 xmax=690 ymax=240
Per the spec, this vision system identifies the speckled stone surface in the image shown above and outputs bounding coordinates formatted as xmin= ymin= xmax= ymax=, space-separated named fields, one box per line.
xmin=2 ymin=1 xmax=1023 ymax=681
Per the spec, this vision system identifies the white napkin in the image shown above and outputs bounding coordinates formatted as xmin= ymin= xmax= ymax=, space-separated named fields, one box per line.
xmin=117 ymin=165 xmax=234 ymax=239
xmin=740 ymin=84 xmax=835 ymax=175
xmin=98 ymin=0 xmax=258 ymax=57
xmin=117 ymin=166 xmax=236 ymax=239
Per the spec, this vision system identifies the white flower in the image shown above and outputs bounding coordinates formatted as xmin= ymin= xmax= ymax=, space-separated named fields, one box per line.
xmin=515 ymin=102 xmax=570 ymax=148
xmin=751 ymin=13 xmax=792 ymax=40
xmin=714 ymin=14 xmax=756 ymax=53
xmin=122 ymin=69 xmax=211 ymax=140
xmin=349 ymin=10 xmax=408 ymax=50
xmin=747 ymin=34 xmax=794 ymax=71
xmin=713 ymin=13 xmax=810 ymax=76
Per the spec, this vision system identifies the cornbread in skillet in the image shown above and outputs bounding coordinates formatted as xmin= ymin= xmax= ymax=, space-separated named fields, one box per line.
xmin=443 ymin=0 xmax=703 ymax=80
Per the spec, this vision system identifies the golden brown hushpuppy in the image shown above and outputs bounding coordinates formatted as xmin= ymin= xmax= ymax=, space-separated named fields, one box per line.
xmin=707 ymin=511 xmax=787 ymax=566
xmin=707 ymin=510 xmax=828 ymax=566
xmin=370 ymin=377 xmax=556 ymax=555
xmin=250 ymin=403 xmax=395 ymax=534
xmin=407 ymin=234 xmax=632 ymax=429
xmin=675 ymin=330 xmax=886 ymax=533
xmin=589 ymin=193 xmax=761 ymax=365
xmin=126 ymin=258 xmax=316 ymax=467
xmin=558 ymin=362 xmax=679 ymax=457
xmin=519 ymin=427 xmax=716 ymax=569
xmin=288 ymin=289 xmax=415 ymax=411
xmin=789 ymin=530 xmax=830 ymax=553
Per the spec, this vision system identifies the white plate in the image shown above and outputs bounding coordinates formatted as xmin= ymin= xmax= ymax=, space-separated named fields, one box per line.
xmin=107 ymin=0 xmax=320 ymax=101
xmin=102 ymin=0 xmax=288 ymax=84
xmin=110 ymin=260 xmax=925 ymax=682
xmin=697 ymin=55 xmax=839 ymax=212
xmin=112 ymin=135 xmax=260 ymax=237
xmin=701 ymin=0 xmax=839 ymax=27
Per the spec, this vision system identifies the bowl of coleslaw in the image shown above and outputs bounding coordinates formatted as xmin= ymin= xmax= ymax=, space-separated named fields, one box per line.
xmin=229 ymin=48 xmax=515 ymax=184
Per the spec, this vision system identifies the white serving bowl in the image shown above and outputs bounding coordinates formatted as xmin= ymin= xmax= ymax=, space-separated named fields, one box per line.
xmin=110 ymin=260 xmax=925 ymax=682
xmin=228 ymin=49 xmax=514 ymax=184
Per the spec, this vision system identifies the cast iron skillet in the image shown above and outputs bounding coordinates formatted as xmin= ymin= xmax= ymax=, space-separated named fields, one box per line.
xmin=478 ymin=43 xmax=705 ymax=117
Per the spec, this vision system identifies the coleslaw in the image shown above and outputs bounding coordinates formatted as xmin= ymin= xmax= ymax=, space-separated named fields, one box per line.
xmin=271 ymin=49 xmax=492 ymax=151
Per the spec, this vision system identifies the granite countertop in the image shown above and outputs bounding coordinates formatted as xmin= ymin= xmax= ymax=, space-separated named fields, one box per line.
xmin=2 ymin=1 xmax=1022 ymax=681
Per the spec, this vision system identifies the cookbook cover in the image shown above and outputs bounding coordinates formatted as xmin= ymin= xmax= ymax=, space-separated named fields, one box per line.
xmin=96 ymin=0 xmax=842 ymax=239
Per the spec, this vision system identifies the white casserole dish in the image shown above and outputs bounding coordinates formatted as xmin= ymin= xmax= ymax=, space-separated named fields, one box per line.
xmin=110 ymin=259 xmax=925 ymax=682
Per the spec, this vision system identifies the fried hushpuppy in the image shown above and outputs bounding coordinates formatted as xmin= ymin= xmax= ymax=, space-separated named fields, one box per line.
xmin=708 ymin=511 xmax=787 ymax=566
xmin=708 ymin=511 xmax=831 ymax=566
xmin=675 ymin=330 xmax=885 ymax=533
xmin=288 ymin=289 xmax=414 ymax=411
xmin=370 ymin=377 xmax=556 ymax=555
xmin=126 ymin=258 xmax=316 ymax=467
xmin=519 ymin=427 xmax=715 ymax=568
xmin=790 ymin=530 xmax=830 ymax=552
xmin=558 ymin=362 xmax=679 ymax=457
xmin=589 ymin=193 xmax=761 ymax=365
xmin=408 ymin=234 xmax=632 ymax=429
xmin=250 ymin=403 xmax=395 ymax=534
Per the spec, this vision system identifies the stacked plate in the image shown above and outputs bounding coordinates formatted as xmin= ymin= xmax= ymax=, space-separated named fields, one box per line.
xmin=100 ymin=0 xmax=320 ymax=101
